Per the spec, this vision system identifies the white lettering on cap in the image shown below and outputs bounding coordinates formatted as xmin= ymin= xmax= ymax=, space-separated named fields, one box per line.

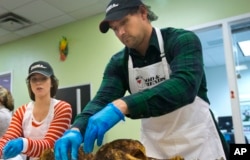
xmin=31 ymin=64 xmax=47 ymax=71
xmin=106 ymin=3 xmax=119 ymax=13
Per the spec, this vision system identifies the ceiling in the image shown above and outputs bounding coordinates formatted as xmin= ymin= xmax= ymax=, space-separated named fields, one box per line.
xmin=0 ymin=0 xmax=249 ymax=68
xmin=0 ymin=0 xmax=110 ymax=45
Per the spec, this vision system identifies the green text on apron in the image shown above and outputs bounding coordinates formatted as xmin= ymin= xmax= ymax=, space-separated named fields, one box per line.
xmin=128 ymin=28 xmax=226 ymax=159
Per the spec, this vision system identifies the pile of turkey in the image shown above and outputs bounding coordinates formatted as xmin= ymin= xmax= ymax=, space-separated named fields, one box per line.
xmin=39 ymin=139 xmax=184 ymax=160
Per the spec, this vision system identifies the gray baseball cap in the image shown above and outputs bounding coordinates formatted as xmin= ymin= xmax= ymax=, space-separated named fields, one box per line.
xmin=27 ymin=61 xmax=54 ymax=78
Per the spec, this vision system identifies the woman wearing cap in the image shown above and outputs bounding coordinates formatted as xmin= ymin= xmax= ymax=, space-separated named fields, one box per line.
xmin=0 ymin=61 xmax=72 ymax=160
xmin=0 ymin=86 xmax=14 ymax=138
xmin=55 ymin=0 xmax=229 ymax=160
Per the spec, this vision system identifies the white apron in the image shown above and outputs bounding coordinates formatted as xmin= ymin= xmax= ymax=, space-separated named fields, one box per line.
xmin=128 ymin=28 xmax=226 ymax=159
xmin=20 ymin=99 xmax=59 ymax=160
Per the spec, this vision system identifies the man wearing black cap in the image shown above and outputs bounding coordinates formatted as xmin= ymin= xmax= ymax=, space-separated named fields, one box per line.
xmin=55 ymin=0 xmax=229 ymax=159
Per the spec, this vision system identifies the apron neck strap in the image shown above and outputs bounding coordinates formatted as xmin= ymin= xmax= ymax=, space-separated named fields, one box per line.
xmin=154 ymin=27 xmax=165 ymax=57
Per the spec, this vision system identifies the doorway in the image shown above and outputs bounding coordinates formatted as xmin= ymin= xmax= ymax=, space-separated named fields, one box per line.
xmin=190 ymin=14 xmax=250 ymax=143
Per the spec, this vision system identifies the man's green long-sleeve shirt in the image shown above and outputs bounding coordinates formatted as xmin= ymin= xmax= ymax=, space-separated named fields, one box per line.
xmin=72 ymin=27 xmax=209 ymax=136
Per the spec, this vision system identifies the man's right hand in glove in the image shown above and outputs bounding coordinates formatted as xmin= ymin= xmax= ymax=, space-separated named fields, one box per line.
xmin=54 ymin=129 xmax=83 ymax=160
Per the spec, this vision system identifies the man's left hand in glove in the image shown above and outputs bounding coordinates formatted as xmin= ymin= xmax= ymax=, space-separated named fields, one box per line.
xmin=83 ymin=103 xmax=125 ymax=153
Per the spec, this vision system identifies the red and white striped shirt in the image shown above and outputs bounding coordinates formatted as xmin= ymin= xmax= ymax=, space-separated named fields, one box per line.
xmin=0 ymin=99 xmax=72 ymax=158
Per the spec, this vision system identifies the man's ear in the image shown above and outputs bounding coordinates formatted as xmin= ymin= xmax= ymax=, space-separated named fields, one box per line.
xmin=138 ymin=5 xmax=148 ymax=20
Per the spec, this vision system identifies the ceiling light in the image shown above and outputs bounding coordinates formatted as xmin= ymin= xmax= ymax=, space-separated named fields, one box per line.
xmin=238 ymin=40 xmax=250 ymax=56
xmin=235 ymin=64 xmax=248 ymax=71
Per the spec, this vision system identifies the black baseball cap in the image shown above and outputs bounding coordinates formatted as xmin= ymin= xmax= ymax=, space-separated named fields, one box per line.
xmin=27 ymin=61 xmax=54 ymax=78
xmin=99 ymin=0 xmax=143 ymax=33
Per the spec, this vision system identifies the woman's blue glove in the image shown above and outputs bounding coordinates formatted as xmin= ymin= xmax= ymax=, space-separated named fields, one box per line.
xmin=3 ymin=138 xmax=23 ymax=159
xmin=54 ymin=129 xmax=83 ymax=160
xmin=84 ymin=103 xmax=125 ymax=153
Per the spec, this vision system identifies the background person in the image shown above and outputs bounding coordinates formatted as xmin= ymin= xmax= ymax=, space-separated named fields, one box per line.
xmin=55 ymin=0 xmax=229 ymax=159
xmin=0 ymin=86 xmax=14 ymax=137
xmin=0 ymin=61 xmax=72 ymax=160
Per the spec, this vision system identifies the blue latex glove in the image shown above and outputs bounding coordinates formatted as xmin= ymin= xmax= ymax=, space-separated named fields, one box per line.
xmin=54 ymin=129 xmax=83 ymax=160
xmin=84 ymin=103 xmax=125 ymax=153
xmin=3 ymin=138 xmax=23 ymax=159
